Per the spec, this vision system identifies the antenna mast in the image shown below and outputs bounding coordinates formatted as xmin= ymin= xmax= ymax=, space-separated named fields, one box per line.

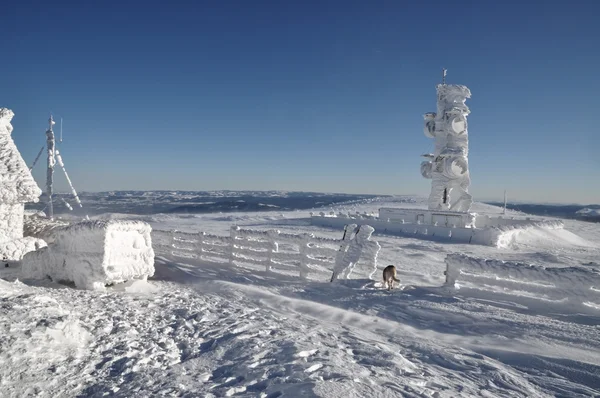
xmin=442 ymin=68 xmax=447 ymax=85
xmin=46 ymin=115 xmax=56 ymax=220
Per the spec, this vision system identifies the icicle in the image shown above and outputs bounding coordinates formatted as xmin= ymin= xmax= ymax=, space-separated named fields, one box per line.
xmin=55 ymin=149 xmax=83 ymax=207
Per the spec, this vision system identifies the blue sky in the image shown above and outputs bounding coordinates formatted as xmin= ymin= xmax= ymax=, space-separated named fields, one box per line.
xmin=5 ymin=0 xmax=600 ymax=204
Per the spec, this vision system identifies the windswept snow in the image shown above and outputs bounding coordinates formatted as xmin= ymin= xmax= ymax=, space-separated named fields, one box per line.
xmin=1 ymin=196 xmax=600 ymax=397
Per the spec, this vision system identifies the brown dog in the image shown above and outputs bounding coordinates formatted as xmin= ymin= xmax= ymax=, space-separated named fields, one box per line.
xmin=383 ymin=265 xmax=400 ymax=290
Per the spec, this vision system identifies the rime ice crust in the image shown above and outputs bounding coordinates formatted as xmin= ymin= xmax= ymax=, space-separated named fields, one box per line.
xmin=22 ymin=220 xmax=155 ymax=290
xmin=0 ymin=108 xmax=44 ymax=260
xmin=421 ymin=84 xmax=473 ymax=212
xmin=0 ymin=108 xmax=42 ymax=204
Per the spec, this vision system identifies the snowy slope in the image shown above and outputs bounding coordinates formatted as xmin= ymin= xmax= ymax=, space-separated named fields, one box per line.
xmin=2 ymin=196 xmax=600 ymax=397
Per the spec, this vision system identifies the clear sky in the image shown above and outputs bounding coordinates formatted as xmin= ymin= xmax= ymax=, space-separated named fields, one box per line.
xmin=5 ymin=0 xmax=600 ymax=204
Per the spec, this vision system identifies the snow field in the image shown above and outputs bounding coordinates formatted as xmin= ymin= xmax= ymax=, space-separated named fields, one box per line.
xmin=1 ymin=197 xmax=599 ymax=397
xmin=4 ymin=263 xmax=599 ymax=398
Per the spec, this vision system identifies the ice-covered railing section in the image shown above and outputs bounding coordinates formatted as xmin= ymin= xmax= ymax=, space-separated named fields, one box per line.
xmin=474 ymin=215 xmax=562 ymax=229
xmin=311 ymin=210 xmax=565 ymax=247
xmin=310 ymin=211 xmax=379 ymax=220
xmin=171 ymin=225 xmax=380 ymax=280
xmin=445 ymin=254 xmax=600 ymax=310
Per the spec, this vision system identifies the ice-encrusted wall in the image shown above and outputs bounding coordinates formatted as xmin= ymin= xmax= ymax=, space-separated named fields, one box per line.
xmin=0 ymin=108 xmax=42 ymax=204
xmin=0 ymin=203 xmax=24 ymax=243
xmin=0 ymin=108 xmax=44 ymax=260
xmin=421 ymin=84 xmax=473 ymax=212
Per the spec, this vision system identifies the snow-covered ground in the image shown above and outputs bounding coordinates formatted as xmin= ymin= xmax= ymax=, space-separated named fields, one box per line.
xmin=2 ymin=196 xmax=600 ymax=397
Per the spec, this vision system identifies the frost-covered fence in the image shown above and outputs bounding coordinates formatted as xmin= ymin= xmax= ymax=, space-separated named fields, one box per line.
xmin=445 ymin=254 xmax=600 ymax=310
xmin=171 ymin=225 xmax=380 ymax=280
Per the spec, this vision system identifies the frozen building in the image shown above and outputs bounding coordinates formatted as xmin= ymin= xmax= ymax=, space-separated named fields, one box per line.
xmin=0 ymin=108 xmax=46 ymax=260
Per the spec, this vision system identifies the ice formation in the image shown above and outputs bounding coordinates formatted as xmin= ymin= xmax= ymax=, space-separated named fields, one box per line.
xmin=0 ymin=108 xmax=45 ymax=260
xmin=331 ymin=225 xmax=380 ymax=281
xmin=22 ymin=220 xmax=155 ymax=290
xmin=421 ymin=81 xmax=473 ymax=212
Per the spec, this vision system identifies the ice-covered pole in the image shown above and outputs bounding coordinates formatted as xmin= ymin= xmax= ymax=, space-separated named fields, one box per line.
xmin=46 ymin=115 xmax=56 ymax=220
xmin=29 ymin=145 xmax=45 ymax=171
xmin=55 ymin=149 xmax=83 ymax=207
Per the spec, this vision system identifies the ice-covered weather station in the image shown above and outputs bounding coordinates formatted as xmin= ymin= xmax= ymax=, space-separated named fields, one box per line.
xmin=0 ymin=109 xmax=155 ymax=289
xmin=311 ymin=70 xmax=562 ymax=246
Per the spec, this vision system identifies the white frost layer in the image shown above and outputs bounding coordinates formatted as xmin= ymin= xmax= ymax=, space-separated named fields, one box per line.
xmin=445 ymin=254 xmax=600 ymax=309
xmin=0 ymin=108 xmax=42 ymax=204
xmin=23 ymin=214 xmax=71 ymax=243
xmin=0 ymin=203 xmax=25 ymax=243
xmin=0 ymin=236 xmax=47 ymax=261
xmin=22 ymin=220 xmax=155 ymax=290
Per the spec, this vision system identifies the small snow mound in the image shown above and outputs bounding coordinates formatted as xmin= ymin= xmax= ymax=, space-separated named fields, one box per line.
xmin=496 ymin=224 xmax=596 ymax=250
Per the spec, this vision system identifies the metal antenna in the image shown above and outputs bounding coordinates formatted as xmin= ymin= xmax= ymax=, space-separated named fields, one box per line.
xmin=46 ymin=115 xmax=56 ymax=220
xmin=442 ymin=68 xmax=447 ymax=84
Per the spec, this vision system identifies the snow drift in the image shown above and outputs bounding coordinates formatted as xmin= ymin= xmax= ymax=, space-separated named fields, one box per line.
xmin=22 ymin=220 xmax=155 ymax=290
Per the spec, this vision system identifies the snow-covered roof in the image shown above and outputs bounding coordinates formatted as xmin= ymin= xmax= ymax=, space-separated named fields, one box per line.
xmin=0 ymin=108 xmax=42 ymax=204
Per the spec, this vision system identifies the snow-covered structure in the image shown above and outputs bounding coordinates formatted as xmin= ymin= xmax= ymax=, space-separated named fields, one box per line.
xmin=171 ymin=224 xmax=380 ymax=281
xmin=421 ymin=80 xmax=472 ymax=212
xmin=22 ymin=220 xmax=155 ymax=290
xmin=0 ymin=108 xmax=47 ymax=260
xmin=331 ymin=224 xmax=380 ymax=281
xmin=311 ymin=71 xmax=565 ymax=245
xmin=445 ymin=254 xmax=600 ymax=310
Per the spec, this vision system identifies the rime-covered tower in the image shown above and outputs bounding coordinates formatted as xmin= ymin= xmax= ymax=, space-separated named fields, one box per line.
xmin=420 ymin=72 xmax=473 ymax=212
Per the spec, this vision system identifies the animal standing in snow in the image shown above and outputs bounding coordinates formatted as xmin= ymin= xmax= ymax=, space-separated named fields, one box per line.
xmin=383 ymin=265 xmax=400 ymax=290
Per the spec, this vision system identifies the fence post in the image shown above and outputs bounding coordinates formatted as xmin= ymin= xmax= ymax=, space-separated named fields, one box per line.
xmin=266 ymin=230 xmax=280 ymax=273
xmin=298 ymin=233 xmax=312 ymax=280
xmin=229 ymin=226 xmax=239 ymax=265
xmin=197 ymin=231 xmax=206 ymax=260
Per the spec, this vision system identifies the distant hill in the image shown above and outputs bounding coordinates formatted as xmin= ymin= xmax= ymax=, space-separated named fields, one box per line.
xmin=485 ymin=202 xmax=600 ymax=223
